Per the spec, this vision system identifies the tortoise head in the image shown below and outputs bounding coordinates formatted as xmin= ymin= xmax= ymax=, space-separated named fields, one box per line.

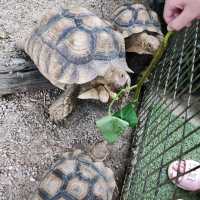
xmin=126 ymin=32 xmax=163 ymax=55
xmin=140 ymin=32 xmax=162 ymax=54
xmin=104 ymin=67 xmax=131 ymax=91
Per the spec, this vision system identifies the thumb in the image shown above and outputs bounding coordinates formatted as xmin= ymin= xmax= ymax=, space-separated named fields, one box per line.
xmin=168 ymin=8 xmax=194 ymax=31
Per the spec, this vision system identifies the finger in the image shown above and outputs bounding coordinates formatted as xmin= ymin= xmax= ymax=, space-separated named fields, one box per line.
xmin=186 ymin=22 xmax=192 ymax=28
xmin=163 ymin=1 xmax=175 ymax=23
xmin=163 ymin=0 xmax=184 ymax=24
xmin=164 ymin=8 xmax=182 ymax=24
xmin=168 ymin=8 xmax=195 ymax=31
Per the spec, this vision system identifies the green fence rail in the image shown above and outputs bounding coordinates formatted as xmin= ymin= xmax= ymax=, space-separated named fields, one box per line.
xmin=122 ymin=21 xmax=200 ymax=200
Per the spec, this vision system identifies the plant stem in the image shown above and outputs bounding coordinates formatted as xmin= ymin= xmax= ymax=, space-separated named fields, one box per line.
xmin=108 ymin=85 xmax=137 ymax=115
xmin=133 ymin=31 xmax=174 ymax=105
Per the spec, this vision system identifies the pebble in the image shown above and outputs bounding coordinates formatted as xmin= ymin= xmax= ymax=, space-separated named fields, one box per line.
xmin=0 ymin=31 xmax=9 ymax=39
xmin=30 ymin=177 xmax=36 ymax=182
xmin=11 ymin=58 xmax=26 ymax=65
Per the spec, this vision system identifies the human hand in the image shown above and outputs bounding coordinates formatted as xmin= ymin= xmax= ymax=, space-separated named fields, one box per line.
xmin=164 ymin=0 xmax=200 ymax=31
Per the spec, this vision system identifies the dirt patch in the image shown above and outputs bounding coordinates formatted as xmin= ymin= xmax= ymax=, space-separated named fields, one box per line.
xmin=0 ymin=0 xmax=133 ymax=199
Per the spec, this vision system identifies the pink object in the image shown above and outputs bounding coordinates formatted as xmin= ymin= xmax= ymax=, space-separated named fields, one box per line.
xmin=168 ymin=160 xmax=200 ymax=192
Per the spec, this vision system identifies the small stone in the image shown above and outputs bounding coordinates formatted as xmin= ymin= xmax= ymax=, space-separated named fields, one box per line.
xmin=11 ymin=58 xmax=26 ymax=65
xmin=0 ymin=31 xmax=9 ymax=39
xmin=30 ymin=176 xmax=36 ymax=182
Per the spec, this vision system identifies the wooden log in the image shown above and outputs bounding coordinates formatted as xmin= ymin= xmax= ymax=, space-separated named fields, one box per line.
xmin=0 ymin=28 xmax=55 ymax=96
xmin=0 ymin=58 xmax=53 ymax=96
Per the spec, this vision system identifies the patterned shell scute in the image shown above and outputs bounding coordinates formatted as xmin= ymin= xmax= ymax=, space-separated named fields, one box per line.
xmin=112 ymin=3 xmax=163 ymax=38
xmin=32 ymin=150 xmax=116 ymax=200
xmin=23 ymin=7 xmax=128 ymax=90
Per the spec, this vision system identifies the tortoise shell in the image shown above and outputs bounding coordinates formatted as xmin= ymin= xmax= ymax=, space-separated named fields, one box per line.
xmin=112 ymin=4 xmax=163 ymax=38
xmin=22 ymin=7 xmax=130 ymax=90
xmin=31 ymin=150 xmax=116 ymax=200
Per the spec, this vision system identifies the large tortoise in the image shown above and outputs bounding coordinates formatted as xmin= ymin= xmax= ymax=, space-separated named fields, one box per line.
xmin=112 ymin=3 xmax=163 ymax=54
xmin=31 ymin=149 xmax=116 ymax=200
xmin=18 ymin=7 xmax=133 ymax=121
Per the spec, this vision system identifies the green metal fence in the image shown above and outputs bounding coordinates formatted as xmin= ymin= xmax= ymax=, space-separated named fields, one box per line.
xmin=122 ymin=22 xmax=200 ymax=200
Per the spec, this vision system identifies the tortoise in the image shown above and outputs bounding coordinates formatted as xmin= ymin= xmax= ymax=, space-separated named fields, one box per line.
xmin=31 ymin=148 xmax=116 ymax=200
xmin=89 ymin=141 xmax=109 ymax=162
xmin=17 ymin=7 xmax=133 ymax=121
xmin=112 ymin=3 xmax=163 ymax=55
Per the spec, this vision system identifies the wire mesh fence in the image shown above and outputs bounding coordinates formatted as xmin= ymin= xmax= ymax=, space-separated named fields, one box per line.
xmin=122 ymin=21 xmax=200 ymax=200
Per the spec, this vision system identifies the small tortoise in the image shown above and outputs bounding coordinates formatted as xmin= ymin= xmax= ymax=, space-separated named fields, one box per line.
xmin=112 ymin=4 xmax=163 ymax=54
xmin=31 ymin=149 xmax=116 ymax=200
xmin=89 ymin=141 xmax=109 ymax=162
xmin=18 ymin=7 xmax=132 ymax=121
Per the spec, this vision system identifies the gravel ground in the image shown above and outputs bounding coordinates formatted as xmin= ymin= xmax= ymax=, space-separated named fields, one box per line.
xmin=0 ymin=0 xmax=134 ymax=199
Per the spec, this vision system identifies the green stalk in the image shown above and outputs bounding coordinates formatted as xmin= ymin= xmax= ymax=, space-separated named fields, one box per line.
xmin=133 ymin=31 xmax=174 ymax=105
xmin=108 ymin=85 xmax=137 ymax=115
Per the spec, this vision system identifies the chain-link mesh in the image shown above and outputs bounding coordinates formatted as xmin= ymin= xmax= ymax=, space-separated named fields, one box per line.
xmin=122 ymin=22 xmax=200 ymax=200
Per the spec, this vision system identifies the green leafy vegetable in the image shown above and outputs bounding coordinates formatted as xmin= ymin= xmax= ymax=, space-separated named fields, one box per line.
xmin=114 ymin=103 xmax=138 ymax=128
xmin=96 ymin=116 xmax=129 ymax=143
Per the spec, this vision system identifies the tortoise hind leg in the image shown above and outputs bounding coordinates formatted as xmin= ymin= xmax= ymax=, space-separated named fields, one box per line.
xmin=49 ymin=84 xmax=79 ymax=122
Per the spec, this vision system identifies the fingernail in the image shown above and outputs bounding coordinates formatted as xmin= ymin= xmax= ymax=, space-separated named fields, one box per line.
xmin=167 ymin=25 xmax=174 ymax=31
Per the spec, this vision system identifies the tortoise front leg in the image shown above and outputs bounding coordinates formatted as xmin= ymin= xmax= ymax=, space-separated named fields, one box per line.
xmin=102 ymin=85 xmax=117 ymax=99
xmin=78 ymin=85 xmax=116 ymax=103
xmin=49 ymin=84 xmax=79 ymax=122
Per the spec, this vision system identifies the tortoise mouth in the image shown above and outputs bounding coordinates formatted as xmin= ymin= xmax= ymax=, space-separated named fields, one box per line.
xmin=110 ymin=79 xmax=130 ymax=91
